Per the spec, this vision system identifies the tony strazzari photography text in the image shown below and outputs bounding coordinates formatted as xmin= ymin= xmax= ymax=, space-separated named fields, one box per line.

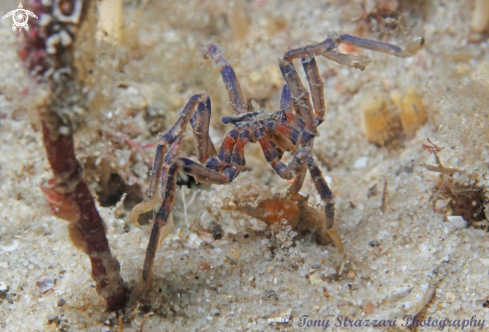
xmin=281 ymin=314 xmax=486 ymax=331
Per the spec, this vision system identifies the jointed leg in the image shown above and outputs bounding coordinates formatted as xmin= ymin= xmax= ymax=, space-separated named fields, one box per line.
xmin=336 ymin=34 xmax=424 ymax=58
xmin=203 ymin=45 xmax=247 ymax=115
xmin=284 ymin=33 xmax=424 ymax=63
xmin=289 ymin=166 xmax=307 ymax=195
xmin=258 ymin=137 xmax=308 ymax=180
xmin=142 ymin=163 xmax=179 ymax=283
xmin=190 ymin=96 xmax=217 ymax=164
xmin=281 ymin=33 xmax=423 ymax=131
xmin=130 ymin=94 xmax=204 ymax=225
xmin=280 ymin=84 xmax=294 ymax=113
xmin=305 ymin=155 xmax=344 ymax=253
xmin=301 ymin=57 xmax=326 ymax=124
xmin=142 ymin=153 xmax=246 ymax=284
xmin=278 ymin=59 xmax=317 ymax=133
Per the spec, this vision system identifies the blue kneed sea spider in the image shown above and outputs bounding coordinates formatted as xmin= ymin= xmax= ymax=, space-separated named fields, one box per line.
xmin=130 ymin=33 xmax=424 ymax=288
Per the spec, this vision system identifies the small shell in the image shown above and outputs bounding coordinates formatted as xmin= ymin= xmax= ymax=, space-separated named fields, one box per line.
xmin=361 ymin=90 xmax=389 ymax=145
xmin=173 ymin=229 xmax=204 ymax=249
xmin=471 ymin=0 xmax=489 ymax=33
xmin=390 ymin=87 xmax=426 ymax=139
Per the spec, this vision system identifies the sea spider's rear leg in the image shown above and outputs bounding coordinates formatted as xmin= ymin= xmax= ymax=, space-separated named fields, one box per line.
xmin=283 ymin=33 xmax=424 ymax=63
xmin=280 ymin=33 xmax=424 ymax=128
xmin=276 ymin=33 xmax=423 ymax=253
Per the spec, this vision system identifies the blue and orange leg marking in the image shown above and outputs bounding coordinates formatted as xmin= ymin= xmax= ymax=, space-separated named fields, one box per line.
xmin=204 ymin=44 xmax=247 ymax=115
xmin=278 ymin=59 xmax=316 ymax=132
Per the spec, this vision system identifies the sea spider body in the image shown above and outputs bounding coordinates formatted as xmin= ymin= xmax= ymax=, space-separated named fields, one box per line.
xmin=130 ymin=33 xmax=424 ymax=289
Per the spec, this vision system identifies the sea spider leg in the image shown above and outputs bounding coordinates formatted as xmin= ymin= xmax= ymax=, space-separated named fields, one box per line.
xmin=281 ymin=33 xmax=424 ymax=126
xmin=142 ymin=136 xmax=249 ymax=284
xmin=257 ymin=137 xmax=307 ymax=180
xmin=301 ymin=57 xmax=326 ymax=124
xmin=190 ymin=96 xmax=217 ymax=163
xmin=305 ymin=154 xmax=344 ymax=253
xmin=203 ymin=44 xmax=247 ymax=115
xmin=129 ymin=94 xmax=204 ymax=225
xmin=282 ymin=33 xmax=423 ymax=63
xmin=337 ymin=34 xmax=425 ymax=58
xmin=278 ymin=59 xmax=317 ymax=133
xmin=280 ymin=84 xmax=294 ymax=113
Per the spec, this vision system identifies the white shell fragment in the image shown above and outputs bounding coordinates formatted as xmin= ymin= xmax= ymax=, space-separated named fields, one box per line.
xmin=173 ymin=229 xmax=204 ymax=249
xmin=446 ymin=215 xmax=467 ymax=229
xmin=0 ymin=240 xmax=18 ymax=252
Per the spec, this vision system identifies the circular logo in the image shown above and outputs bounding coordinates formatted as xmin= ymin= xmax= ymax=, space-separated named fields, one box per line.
xmin=3 ymin=4 xmax=38 ymax=32
xmin=13 ymin=9 xmax=28 ymax=28
xmin=281 ymin=315 xmax=293 ymax=326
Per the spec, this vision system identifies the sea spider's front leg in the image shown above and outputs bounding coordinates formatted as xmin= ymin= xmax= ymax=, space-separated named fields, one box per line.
xmin=142 ymin=144 xmax=249 ymax=283
xmin=203 ymin=44 xmax=247 ymax=115
xmin=130 ymin=94 xmax=217 ymax=225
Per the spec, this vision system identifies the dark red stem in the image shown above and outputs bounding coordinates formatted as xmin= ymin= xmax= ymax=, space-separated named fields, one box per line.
xmin=22 ymin=0 xmax=127 ymax=310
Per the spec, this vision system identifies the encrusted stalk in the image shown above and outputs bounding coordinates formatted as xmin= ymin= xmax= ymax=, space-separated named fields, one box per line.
xmin=21 ymin=0 xmax=127 ymax=311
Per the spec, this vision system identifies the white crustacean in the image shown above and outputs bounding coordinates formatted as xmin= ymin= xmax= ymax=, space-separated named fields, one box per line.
xmin=2 ymin=3 xmax=38 ymax=32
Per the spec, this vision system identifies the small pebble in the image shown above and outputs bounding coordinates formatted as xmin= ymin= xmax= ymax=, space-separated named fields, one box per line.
xmin=445 ymin=292 xmax=455 ymax=303
xmin=347 ymin=271 xmax=356 ymax=280
xmin=311 ymin=264 xmax=321 ymax=269
xmin=354 ymin=156 xmax=368 ymax=169
xmin=369 ymin=240 xmax=381 ymax=247
xmin=0 ymin=283 xmax=9 ymax=293
xmin=209 ymin=221 xmax=224 ymax=240
xmin=230 ymin=249 xmax=240 ymax=260
xmin=364 ymin=302 xmax=375 ymax=314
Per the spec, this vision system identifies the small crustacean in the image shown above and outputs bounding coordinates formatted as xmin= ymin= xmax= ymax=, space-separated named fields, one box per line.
xmin=130 ymin=33 xmax=424 ymax=291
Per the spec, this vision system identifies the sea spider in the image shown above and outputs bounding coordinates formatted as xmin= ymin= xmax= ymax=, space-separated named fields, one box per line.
xmin=130 ymin=33 xmax=424 ymax=288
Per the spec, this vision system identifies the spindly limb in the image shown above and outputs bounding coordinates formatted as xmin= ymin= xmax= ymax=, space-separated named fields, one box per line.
xmin=160 ymin=94 xmax=205 ymax=146
xmin=129 ymin=144 xmax=166 ymax=226
xmin=258 ymin=138 xmax=307 ymax=180
xmin=141 ymin=155 xmax=243 ymax=285
xmin=130 ymin=94 xmax=204 ymax=226
xmin=301 ymin=57 xmax=326 ymax=123
xmin=337 ymin=34 xmax=424 ymax=58
xmin=284 ymin=33 xmax=424 ymax=63
xmin=322 ymin=51 xmax=372 ymax=71
xmin=203 ymin=45 xmax=247 ymax=115
xmin=305 ymin=155 xmax=344 ymax=253
xmin=280 ymin=84 xmax=294 ymax=113
xmin=190 ymin=96 xmax=217 ymax=164
xmin=142 ymin=162 xmax=180 ymax=283
xmin=278 ymin=59 xmax=317 ymax=132
xmin=289 ymin=166 xmax=307 ymax=195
